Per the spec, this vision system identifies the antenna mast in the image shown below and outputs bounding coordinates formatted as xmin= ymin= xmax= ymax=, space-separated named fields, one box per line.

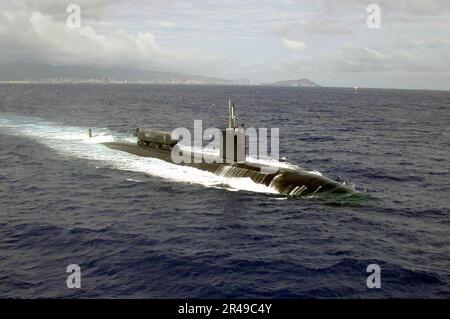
xmin=228 ymin=99 xmax=237 ymax=128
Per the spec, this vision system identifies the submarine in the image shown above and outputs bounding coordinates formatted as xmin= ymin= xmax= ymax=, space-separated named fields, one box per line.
xmin=101 ymin=101 xmax=358 ymax=197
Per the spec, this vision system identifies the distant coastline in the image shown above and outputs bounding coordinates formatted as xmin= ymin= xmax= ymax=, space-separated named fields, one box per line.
xmin=0 ymin=63 xmax=320 ymax=87
xmin=1 ymin=63 xmax=447 ymax=91
xmin=0 ymin=79 xmax=320 ymax=87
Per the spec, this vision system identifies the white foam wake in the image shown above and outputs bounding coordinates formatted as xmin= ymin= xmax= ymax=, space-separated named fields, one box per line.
xmin=0 ymin=115 xmax=279 ymax=195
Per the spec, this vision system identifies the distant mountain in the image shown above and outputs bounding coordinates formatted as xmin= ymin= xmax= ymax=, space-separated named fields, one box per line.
xmin=265 ymin=79 xmax=320 ymax=87
xmin=0 ymin=63 xmax=234 ymax=85
xmin=0 ymin=63 xmax=319 ymax=87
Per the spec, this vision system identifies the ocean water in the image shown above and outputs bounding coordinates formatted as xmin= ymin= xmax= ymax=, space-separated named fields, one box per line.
xmin=0 ymin=84 xmax=448 ymax=298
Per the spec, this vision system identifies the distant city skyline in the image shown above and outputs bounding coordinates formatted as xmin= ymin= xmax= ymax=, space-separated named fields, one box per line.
xmin=0 ymin=0 xmax=449 ymax=90
xmin=0 ymin=63 xmax=319 ymax=87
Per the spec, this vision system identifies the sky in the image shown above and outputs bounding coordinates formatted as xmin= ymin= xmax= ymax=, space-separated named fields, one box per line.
xmin=0 ymin=0 xmax=449 ymax=89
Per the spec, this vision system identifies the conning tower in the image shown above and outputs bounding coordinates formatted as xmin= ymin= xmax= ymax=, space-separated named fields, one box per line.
xmin=219 ymin=99 xmax=246 ymax=163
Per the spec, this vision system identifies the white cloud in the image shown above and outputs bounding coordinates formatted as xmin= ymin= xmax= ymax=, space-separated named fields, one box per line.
xmin=159 ymin=21 xmax=176 ymax=28
xmin=24 ymin=0 xmax=118 ymax=20
xmin=310 ymin=0 xmax=450 ymax=17
xmin=325 ymin=44 xmax=450 ymax=73
xmin=281 ymin=38 xmax=306 ymax=52
xmin=0 ymin=1 xmax=217 ymax=74
xmin=303 ymin=19 xmax=352 ymax=35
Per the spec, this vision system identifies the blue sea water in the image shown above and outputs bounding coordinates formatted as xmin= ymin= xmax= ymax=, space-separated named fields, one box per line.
xmin=0 ymin=84 xmax=449 ymax=298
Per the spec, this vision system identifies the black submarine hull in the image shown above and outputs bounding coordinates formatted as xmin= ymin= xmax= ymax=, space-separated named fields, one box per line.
xmin=102 ymin=141 xmax=358 ymax=197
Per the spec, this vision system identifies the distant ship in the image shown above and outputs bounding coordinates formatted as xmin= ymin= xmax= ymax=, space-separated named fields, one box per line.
xmin=352 ymin=85 xmax=359 ymax=91
xmin=101 ymin=101 xmax=358 ymax=197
